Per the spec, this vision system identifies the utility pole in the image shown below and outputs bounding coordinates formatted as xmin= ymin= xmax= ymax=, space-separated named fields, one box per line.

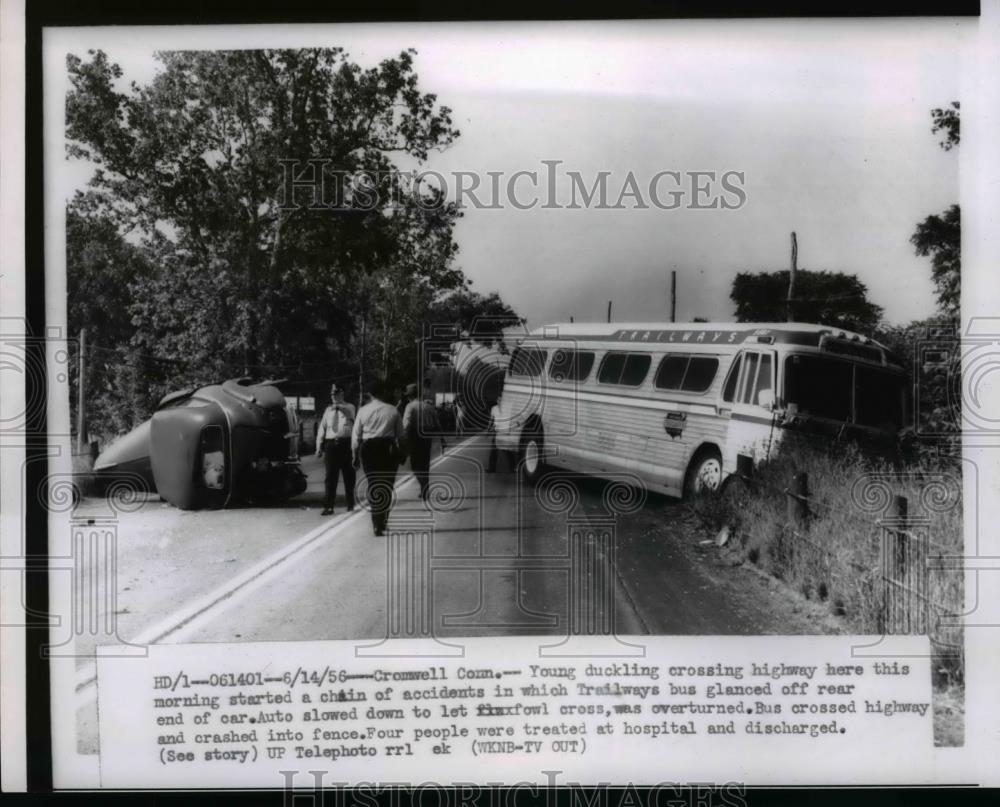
xmin=670 ymin=270 xmax=677 ymax=323
xmin=76 ymin=328 xmax=87 ymax=454
xmin=787 ymin=232 xmax=798 ymax=322
xmin=607 ymin=300 xmax=612 ymax=323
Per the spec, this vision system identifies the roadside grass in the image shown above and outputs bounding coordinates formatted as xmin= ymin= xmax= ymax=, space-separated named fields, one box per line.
xmin=693 ymin=438 xmax=964 ymax=744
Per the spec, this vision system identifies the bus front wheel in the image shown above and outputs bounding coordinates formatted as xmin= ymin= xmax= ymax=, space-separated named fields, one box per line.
xmin=520 ymin=430 xmax=545 ymax=485
xmin=684 ymin=448 xmax=723 ymax=498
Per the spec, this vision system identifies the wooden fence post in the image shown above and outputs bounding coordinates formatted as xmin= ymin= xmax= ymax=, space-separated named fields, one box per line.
xmin=889 ymin=494 xmax=908 ymax=591
xmin=881 ymin=494 xmax=910 ymax=635
xmin=787 ymin=471 xmax=810 ymax=529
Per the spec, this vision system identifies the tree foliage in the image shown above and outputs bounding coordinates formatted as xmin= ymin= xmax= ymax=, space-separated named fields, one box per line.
xmin=429 ymin=289 xmax=522 ymax=343
xmin=875 ymin=317 xmax=960 ymax=453
xmin=65 ymin=48 xmax=517 ymax=435
xmin=67 ymin=195 xmax=156 ymax=437
xmin=911 ymin=103 xmax=960 ymax=320
xmin=730 ymin=269 xmax=884 ymax=333
xmin=931 ymin=101 xmax=960 ymax=151
xmin=911 ymin=203 xmax=960 ymax=320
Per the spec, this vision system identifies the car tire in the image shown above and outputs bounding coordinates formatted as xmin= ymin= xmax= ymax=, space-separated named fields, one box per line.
xmin=520 ymin=429 xmax=546 ymax=485
xmin=684 ymin=447 xmax=723 ymax=498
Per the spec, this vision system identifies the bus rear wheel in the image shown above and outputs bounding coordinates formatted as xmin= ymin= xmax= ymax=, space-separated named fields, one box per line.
xmin=684 ymin=448 xmax=723 ymax=498
xmin=520 ymin=430 xmax=545 ymax=485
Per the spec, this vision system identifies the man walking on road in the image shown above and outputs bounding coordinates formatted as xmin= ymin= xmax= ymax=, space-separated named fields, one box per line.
xmin=402 ymin=380 xmax=446 ymax=502
xmin=316 ymin=383 xmax=356 ymax=516
xmin=352 ymin=381 xmax=405 ymax=536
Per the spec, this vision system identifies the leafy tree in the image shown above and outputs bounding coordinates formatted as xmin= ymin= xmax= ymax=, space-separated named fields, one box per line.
xmin=931 ymin=101 xmax=960 ymax=151
xmin=875 ymin=317 xmax=960 ymax=453
xmin=66 ymin=47 xmax=460 ymax=368
xmin=911 ymin=103 xmax=960 ymax=319
xmin=66 ymin=195 xmax=155 ymax=439
xmin=911 ymin=204 xmax=960 ymax=320
xmin=65 ymin=48 xmax=518 ymax=431
xmin=429 ymin=288 xmax=522 ymax=344
xmin=730 ymin=269 xmax=883 ymax=333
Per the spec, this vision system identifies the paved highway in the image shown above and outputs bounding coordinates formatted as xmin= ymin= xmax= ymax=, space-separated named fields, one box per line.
xmin=70 ymin=433 xmax=820 ymax=752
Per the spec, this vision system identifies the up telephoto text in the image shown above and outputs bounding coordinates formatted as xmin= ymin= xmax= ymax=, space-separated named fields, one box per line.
xmin=150 ymin=660 xmax=927 ymax=765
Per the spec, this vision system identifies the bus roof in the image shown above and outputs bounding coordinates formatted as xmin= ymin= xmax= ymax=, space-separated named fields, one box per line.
xmin=527 ymin=321 xmax=886 ymax=347
xmin=518 ymin=321 xmax=904 ymax=367
xmin=533 ymin=321 xmax=863 ymax=336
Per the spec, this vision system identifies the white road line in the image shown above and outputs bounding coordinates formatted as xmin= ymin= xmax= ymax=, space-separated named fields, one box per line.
xmin=75 ymin=435 xmax=481 ymax=698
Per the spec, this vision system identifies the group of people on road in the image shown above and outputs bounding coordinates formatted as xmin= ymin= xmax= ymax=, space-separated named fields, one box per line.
xmin=315 ymin=379 xmax=446 ymax=536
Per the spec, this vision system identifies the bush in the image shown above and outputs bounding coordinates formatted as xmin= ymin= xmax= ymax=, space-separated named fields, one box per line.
xmin=697 ymin=436 xmax=963 ymax=684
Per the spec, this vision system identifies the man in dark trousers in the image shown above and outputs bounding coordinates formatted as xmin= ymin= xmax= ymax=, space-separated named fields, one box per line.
xmin=315 ymin=383 xmax=356 ymax=515
xmin=402 ymin=380 xmax=446 ymax=502
xmin=352 ymin=381 xmax=404 ymax=536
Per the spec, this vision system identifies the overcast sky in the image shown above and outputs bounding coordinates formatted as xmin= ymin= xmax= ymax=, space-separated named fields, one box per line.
xmin=50 ymin=19 xmax=969 ymax=328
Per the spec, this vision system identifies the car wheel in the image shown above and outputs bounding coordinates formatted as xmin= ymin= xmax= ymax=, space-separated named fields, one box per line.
xmin=685 ymin=448 xmax=723 ymax=498
xmin=520 ymin=429 xmax=545 ymax=485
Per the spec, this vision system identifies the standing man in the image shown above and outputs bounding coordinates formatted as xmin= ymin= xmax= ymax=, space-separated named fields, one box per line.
xmin=316 ymin=383 xmax=356 ymax=516
xmin=352 ymin=381 xmax=404 ymax=536
xmin=402 ymin=380 xmax=446 ymax=502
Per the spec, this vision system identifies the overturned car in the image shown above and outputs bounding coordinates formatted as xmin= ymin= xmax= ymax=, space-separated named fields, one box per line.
xmin=93 ymin=378 xmax=307 ymax=510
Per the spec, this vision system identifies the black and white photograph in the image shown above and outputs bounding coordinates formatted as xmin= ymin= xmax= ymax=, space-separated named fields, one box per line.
xmin=3 ymin=1 xmax=1000 ymax=795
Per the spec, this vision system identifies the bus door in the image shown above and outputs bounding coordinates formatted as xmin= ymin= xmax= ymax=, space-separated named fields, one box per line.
xmin=724 ymin=348 xmax=778 ymax=470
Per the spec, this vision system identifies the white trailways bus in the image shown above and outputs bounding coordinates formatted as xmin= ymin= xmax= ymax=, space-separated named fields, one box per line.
xmin=491 ymin=322 xmax=910 ymax=498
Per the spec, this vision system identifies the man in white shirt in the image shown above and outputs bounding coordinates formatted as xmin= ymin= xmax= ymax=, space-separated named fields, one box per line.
xmin=315 ymin=383 xmax=356 ymax=516
xmin=351 ymin=381 xmax=404 ymax=536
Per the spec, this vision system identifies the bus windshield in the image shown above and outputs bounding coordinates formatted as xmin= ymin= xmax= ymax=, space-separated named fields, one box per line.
xmin=783 ymin=354 xmax=907 ymax=432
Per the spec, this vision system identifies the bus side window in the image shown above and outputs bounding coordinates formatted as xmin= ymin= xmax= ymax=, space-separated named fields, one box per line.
xmin=722 ymin=354 xmax=742 ymax=403
xmin=510 ymin=346 xmax=548 ymax=377
xmin=598 ymin=352 xmax=626 ymax=384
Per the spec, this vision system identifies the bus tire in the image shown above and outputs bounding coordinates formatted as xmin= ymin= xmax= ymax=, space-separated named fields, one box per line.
xmin=684 ymin=447 xmax=723 ymax=498
xmin=520 ymin=429 xmax=546 ymax=485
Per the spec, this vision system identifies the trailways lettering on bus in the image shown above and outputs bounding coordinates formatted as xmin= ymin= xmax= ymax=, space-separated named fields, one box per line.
xmin=611 ymin=329 xmax=751 ymax=344
xmin=148 ymin=660 xmax=928 ymax=766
